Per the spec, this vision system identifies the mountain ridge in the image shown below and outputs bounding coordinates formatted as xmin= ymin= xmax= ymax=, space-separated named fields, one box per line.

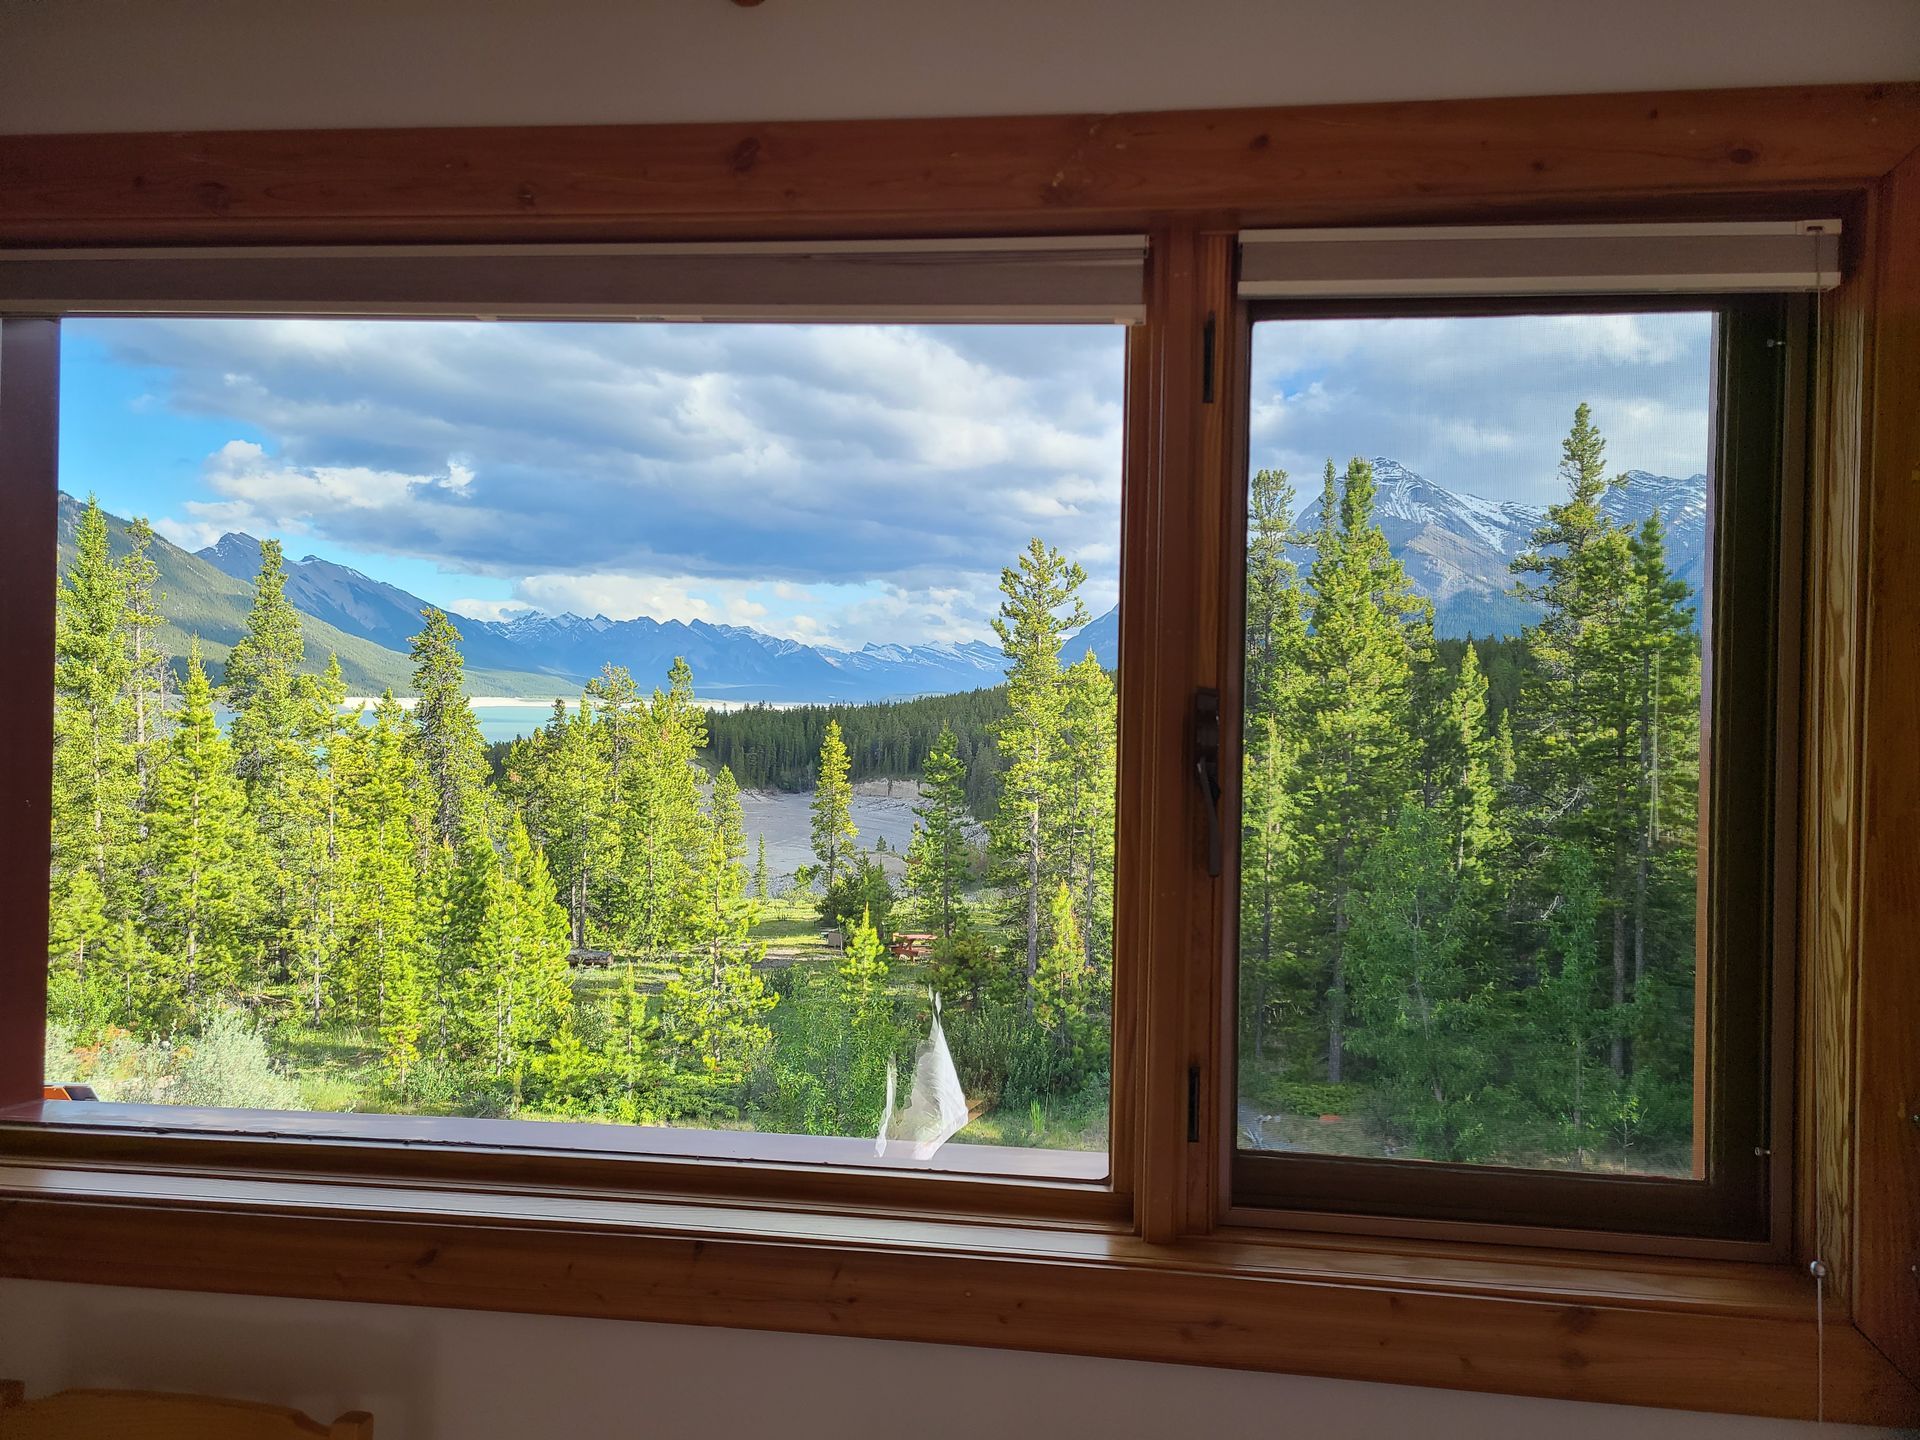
xmin=62 ymin=458 xmax=1703 ymax=705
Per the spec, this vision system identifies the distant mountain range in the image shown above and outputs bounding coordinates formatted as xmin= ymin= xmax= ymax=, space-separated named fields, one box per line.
xmin=1338 ymin=457 xmax=1706 ymax=637
xmin=63 ymin=460 xmax=1701 ymax=704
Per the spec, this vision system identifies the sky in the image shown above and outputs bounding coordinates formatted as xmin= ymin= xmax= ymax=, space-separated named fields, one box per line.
xmin=1249 ymin=310 xmax=1713 ymax=509
xmin=59 ymin=309 xmax=1711 ymax=650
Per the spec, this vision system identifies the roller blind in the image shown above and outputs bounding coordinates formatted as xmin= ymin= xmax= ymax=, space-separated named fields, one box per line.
xmin=1237 ymin=221 xmax=1842 ymax=299
xmin=0 ymin=236 xmax=1148 ymax=322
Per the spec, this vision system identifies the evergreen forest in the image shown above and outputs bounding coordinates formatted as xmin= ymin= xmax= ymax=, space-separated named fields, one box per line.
xmin=44 ymin=402 xmax=1699 ymax=1174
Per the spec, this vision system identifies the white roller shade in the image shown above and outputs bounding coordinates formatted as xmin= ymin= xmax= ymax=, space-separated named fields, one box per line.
xmin=0 ymin=236 xmax=1147 ymax=322
xmin=1238 ymin=221 xmax=1842 ymax=299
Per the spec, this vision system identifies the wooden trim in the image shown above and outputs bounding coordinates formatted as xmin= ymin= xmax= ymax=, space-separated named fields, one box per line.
xmin=0 ymin=1103 xmax=1117 ymax=1219
xmin=1851 ymin=145 xmax=1920 ymax=1383
xmin=0 ymin=319 xmax=57 ymax=1111
xmin=1798 ymin=200 xmax=1874 ymax=1307
xmin=1 ymin=85 xmax=1917 ymax=246
xmin=1129 ymin=224 xmax=1205 ymax=1245
xmin=0 ymin=1164 xmax=1914 ymax=1424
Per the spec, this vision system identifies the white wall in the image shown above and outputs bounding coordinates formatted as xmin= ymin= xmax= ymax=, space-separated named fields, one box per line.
xmin=1 ymin=0 xmax=1917 ymax=134
xmin=3 ymin=3 xmax=1918 ymax=1436
xmin=1 ymin=1278 xmax=1898 ymax=1440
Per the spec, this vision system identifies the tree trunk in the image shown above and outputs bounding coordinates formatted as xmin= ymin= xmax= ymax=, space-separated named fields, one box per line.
xmin=1023 ymin=796 xmax=1041 ymax=1013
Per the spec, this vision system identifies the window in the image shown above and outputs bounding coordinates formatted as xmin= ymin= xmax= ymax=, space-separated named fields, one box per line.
xmin=1230 ymin=296 xmax=1803 ymax=1236
xmin=27 ymin=240 xmax=1141 ymax=1183
xmin=4 ymin=92 xmax=1920 ymax=1422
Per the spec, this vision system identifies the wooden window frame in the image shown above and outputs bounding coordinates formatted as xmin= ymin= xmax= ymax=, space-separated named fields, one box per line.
xmin=1 ymin=83 xmax=1918 ymax=1424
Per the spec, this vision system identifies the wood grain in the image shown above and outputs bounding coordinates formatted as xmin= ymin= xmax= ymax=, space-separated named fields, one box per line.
xmin=0 ymin=321 xmax=57 ymax=1111
xmin=1128 ymin=224 xmax=1201 ymax=1245
xmin=1187 ymin=233 xmax=1238 ymax=1236
xmin=1852 ymin=146 xmax=1920 ymax=1385
xmin=0 ymin=1170 xmax=1913 ymax=1424
xmin=1 ymin=85 xmax=1916 ymax=245
xmin=1797 ymin=201 xmax=1873 ymax=1307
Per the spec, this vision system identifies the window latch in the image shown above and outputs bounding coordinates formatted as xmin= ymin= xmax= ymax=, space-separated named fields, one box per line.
xmin=1193 ymin=687 xmax=1223 ymax=878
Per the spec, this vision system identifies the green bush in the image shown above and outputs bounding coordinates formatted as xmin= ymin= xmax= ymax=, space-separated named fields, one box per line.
xmin=46 ymin=1009 xmax=301 ymax=1110
xmin=943 ymin=999 xmax=1083 ymax=1113
xmin=1240 ymin=1073 xmax=1358 ymax=1119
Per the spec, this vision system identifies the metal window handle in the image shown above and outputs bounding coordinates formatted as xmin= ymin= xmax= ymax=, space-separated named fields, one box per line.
xmin=1194 ymin=687 xmax=1223 ymax=878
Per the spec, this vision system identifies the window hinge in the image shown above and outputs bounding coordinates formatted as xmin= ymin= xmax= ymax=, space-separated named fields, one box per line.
xmin=1186 ymin=1066 xmax=1201 ymax=1143
xmin=1201 ymin=312 xmax=1217 ymax=403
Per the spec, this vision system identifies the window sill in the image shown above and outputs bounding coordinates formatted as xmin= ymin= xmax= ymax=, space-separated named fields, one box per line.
xmin=0 ymin=1113 xmax=1912 ymax=1424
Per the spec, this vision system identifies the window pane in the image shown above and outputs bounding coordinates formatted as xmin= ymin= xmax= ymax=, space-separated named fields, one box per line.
xmin=1237 ymin=311 xmax=1710 ymax=1177
xmin=46 ymin=317 xmax=1121 ymax=1179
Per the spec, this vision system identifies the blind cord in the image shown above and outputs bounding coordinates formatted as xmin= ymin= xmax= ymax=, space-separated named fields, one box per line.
xmin=1811 ymin=1258 xmax=1828 ymax=1425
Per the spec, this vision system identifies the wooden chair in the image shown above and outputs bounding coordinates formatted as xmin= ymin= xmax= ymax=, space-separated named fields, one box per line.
xmin=0 ymin=1380 xmax=372 ymax=1439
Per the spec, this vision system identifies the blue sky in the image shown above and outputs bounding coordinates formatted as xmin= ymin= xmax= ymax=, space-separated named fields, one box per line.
xmin=60 ymin=310 xmax=1709 ymax=649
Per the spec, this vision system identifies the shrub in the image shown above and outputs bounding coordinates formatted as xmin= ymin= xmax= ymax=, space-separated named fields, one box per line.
xmin=47 ymin=1008 xmax=301 ymax=1110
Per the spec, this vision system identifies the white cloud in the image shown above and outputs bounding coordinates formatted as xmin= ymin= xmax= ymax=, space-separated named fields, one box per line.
xmin=1247 ymin=311 xmax=1713 ymax=505
xmin=91 ymin=316 xmax=1127 ymax=647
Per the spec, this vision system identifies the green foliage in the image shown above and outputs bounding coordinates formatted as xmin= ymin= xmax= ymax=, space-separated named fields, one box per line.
xmin=702 ymin=687 xmax=1008 ymax=817
xmin=942 ymin=999 xmax=1086 ymax=1116
xmin=143 ymin=642 xmax=260 ymax=1027
xmin=1239 ymin=409 xmax=1703 ymax=1168
xmin=809 ymin=718 xmax=858 ymax=889
xmin=409 ymin=607 xmax=490 ymax=849
xmin=905 ymin=725 xmax=974 ymax=940
xmin=47 ymin=1009 xmax=301 ymax=1110
xmin=47 ymin=506 xmax=1124 ymax=1145
xmin=1237 ymin=1076 xmax=1357 ymax=1119
xmin=816 ymin=854 xmax=895 ymax=941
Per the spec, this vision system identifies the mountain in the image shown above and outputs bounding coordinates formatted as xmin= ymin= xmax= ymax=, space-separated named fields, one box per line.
xmin=1304 ymin=458 xmax=1708 ymax=638
xmin=472 ymin=610 xmax=1011 ymax=702
xmin=198 ymin=533 xmax=557 ymax=676
xmin=140 ymin=457 xmax=1704 ymax=705
xmin=1067 ymin=604 xmax=1121 ymax=670
xmin=58 ymin=497 xmax=563 ymax=697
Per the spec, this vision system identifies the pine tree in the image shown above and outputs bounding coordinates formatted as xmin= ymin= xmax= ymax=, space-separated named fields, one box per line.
xmin=1032 ymin=880 xmax=1095 ymax=1056
xmin=286 ymin=656 xmax=350 ymax=1022
xmin=599 ymin=963 xmax=672 ymax=1123
xmin=1298 ymin=459 xmax=1431 ymax=1082
xmin=838 ymin=903 xmax=892 ymax=1025
xmin=1054 ymin=653 xmax=1116 ymax=998
xmin=906 ymin=725 xmax=972 ymax=941
xmin=224 ymin=538 xmax=320 ymax=969
xmin=662 ymin=756 xmax=775 ymax=1115
xmin=755 ymin=834 xmax=770 ymax=900
xmin=990 ymin=537 xmax=1087 ymax=1009
xmin=614 ymin=659 xmax=707 ymax=961
xmin=810 ymin=718 xmax=857 ymax=890
xmin=408 ymin=608 xmax=488 ymax=850
xmin=1344 ymin=806 xmax=1499 ymax=1160
xmin=1618 ymin=511 xmax=1701 ymax=1086
xmin=144 ymin=641 xmax=259 ymax=1024
xmin=473 ymin=816 xmax=574 ymax=1083
xmin=120 ymin=516 xmax=170 ymax=799
xmin=224 ymin=539 xmax=307 ymax=784
xmin=1511 ymin=406 xmax=1645 ymax=1077
xmin=49 ymin=498 xmax=137 ymax=1031
xmin=337 ymin=694 xmax=428 ymax=1085
xmin=1239 ymin=467 xmax=1313 ymax=1066
xmin=1426 ymin=643 xmax=1501 ymax=878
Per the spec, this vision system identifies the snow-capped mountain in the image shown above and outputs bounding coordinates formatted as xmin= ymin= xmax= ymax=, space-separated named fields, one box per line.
xmin=189 ymin=457 xmax=1700 ymax=702
xmin=1296 ymin=458 xmax=1708 ymax=637
xmin=1364 ymin=456 xmax=1542 ymax=556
